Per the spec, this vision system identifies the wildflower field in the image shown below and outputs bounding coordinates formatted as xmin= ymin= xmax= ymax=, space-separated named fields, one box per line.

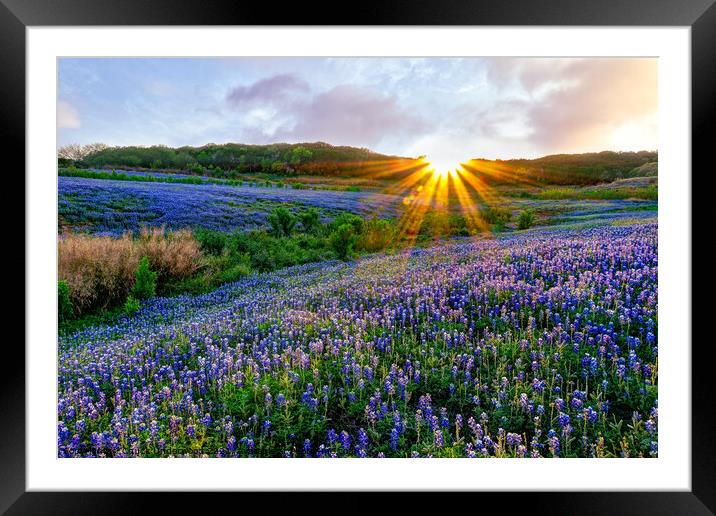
xmin=59 ymin=175 xmax=403 ymax=235
xmin=55 ymin=57 xmax=661 ymax=463
xmin=58 ymin=223 xmax=658 ymax=458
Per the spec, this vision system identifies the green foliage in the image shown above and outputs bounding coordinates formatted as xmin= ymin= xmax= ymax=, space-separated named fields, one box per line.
xmin=331 ymin=212 xmax=364 ymax=234
xmin=194 ymin=227 xmax=228 ymax=256
xmin=123 ymin=295 xmax=141 ymax=316
xmin=76 ymin=142 xmax=406 ymax=178
xmin=536 ymin=185 xmax=657 ymax=201
xmin=493 ymin=220 xmax=507 ymax=233
xmin=65 ymin=142 xmax=658 ymax=186
xmin=267 ymin=207 xmax=297 ymax=237
xmin=411 ymin=212 xmax=475 ymax=242
xmin=517 ymin=210 xmax=536 ymax=230
xmin=217 ymin=263 xmax=251 ymax=284
xmin=58 ymin=280 xmax=73 ymax=322
xmin=472 ymin=151 xmax=658 ymax=186
xmin=228 ymin=230 xmax=328 ymax=272
xmin=358 ymin=218 xmax=394 ymax=252
xmin=481 ymin=206 xmax=512 ymax=225
xmin=298 ymin=207 xmax=321 ymax=233
xmin=330 ymin=224 xmax=358 ymax=261
xmin=132 ymin=256 xmax=157 ymax=300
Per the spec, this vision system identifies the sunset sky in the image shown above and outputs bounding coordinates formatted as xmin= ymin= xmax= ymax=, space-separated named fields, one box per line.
xmin=58 ymin=57 xmax=657 ymax=160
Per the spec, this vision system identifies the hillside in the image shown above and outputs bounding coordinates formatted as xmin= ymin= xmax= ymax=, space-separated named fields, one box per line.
xmin=466 ymin=151 xmax=658 ymax=186
xmin=76 ymin=141 xmax=415 ymax=178
xmin=65 ymin=143 xmax=658 ymax=185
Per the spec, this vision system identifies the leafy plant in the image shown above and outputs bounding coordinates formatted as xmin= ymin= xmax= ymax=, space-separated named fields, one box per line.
xmin=358 ymin=218 xmax=394 ymax=252
xmin=268 ymin=207 xmax=297 ymax=237
xmin=330 ymin=223 xmax=357 ymax=261
xmin=123 ymin=295 xmax=141 ymax=316
xmin=517 ymin=209 xmax=535 ymax=230
xmin=132 ymin=256 xmax=157 ymax=300
xmin=299 ymin=208 xmax=321 ymax=233
xmin=58 ymin=280 xmax=73 ymax=322
xmin=194 ymin=228 xmax=227 ymax=256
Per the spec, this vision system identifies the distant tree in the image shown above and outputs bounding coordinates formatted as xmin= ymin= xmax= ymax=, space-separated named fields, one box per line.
xmin=83 ymin=142 xmax=108 ymax=156
xmin=58 ymin=143 xmax=85 ymax=161
xmin=270 ymin=161 xmax=287 ymax=173
xmin=58 ymin=142 xmax=107 ymax=161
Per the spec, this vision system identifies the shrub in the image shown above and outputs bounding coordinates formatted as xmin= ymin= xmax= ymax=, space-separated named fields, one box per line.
xmin=58 ymin=228 xmax=203 ymax=316
xmin=517 ymin=210 xmax=535 ymax=230
xmin=482 ymin=206 xmax=512 ymax=225
xmin=58 ymin=233 xmax=138 ymax=314
xmin=216 ymin=262 xmax=251 ymax=284
xmin=331 ymin=212 xmax=363 ymax=234
xmin=194 ymin=228 xmax=227 ymax=256
xmin=358 ymin=218 xmax=394 ymax=252
xmin=123 ymin=295 xmax=141 ymax=316
xmin=58 ymin=280 xmax=73 ymax=321
xmin=268 ymin=207 xmax=297 ymax=237
xmin=330 ymin=224 xmax=357 ymax=261
xmin=448 ymin=214 xmax=471 ymax=237
xmin=299 ymin=208 xmax=321 ymax=233
xmin=136 ymin=227 xmax=203 ymax=283
xmin=132 ymin=256 xmax=157 ymax=300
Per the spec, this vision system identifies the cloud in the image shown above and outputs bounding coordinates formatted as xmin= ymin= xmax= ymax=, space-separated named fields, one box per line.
xmin=224 ymin=75 xmax=429 ymax=149
xmin=57 ymin=100 xmax=81 ymax=129
xmin=276 ymin=84 xmax=428 ymax=148
xmin=485 ymin=58 xmax=658 ymax=153
xmin=57 ymin=58 xmax=657 ymax=157
xmin=226 ymin=74 xmax=310 ymax=107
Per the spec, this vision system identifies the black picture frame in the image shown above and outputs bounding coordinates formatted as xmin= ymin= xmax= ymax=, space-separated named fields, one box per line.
xmin=2 ymin=0 xmax=712 ymax=513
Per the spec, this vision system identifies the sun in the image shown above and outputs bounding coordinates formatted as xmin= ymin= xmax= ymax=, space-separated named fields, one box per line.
xmin=426 ymin=155 xmax=462 ymax=177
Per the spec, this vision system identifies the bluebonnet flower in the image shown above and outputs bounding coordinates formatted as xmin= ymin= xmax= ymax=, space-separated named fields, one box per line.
xmin=434 ymin=430 xmax=444 ymax=448
xmin=506 ymin=433 xmax=522 ymax=448
xmin=56 ymin=223 xmax=657 ymax=458
xmin=390 ymin=428 xmax=399 ymax=451
xmin=340 ymin=431 xmax=351 ymax=451
xmin=558 ymin=413 xmax=570 ymax=428
xmin=357 ymin=428 xmax=369 ymax=451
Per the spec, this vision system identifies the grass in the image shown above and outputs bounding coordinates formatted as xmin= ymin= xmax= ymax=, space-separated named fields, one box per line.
xmin=59 ymin=167 xmax=366 ymax=193
xmin=58 ymin=227 xmax=202 ymax=317
xmin=534 ymin=185 xmax=657 ymax=201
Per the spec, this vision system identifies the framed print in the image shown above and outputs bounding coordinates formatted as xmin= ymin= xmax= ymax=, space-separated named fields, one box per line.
xmin=3 ymin=0 xmax=713 ymax=513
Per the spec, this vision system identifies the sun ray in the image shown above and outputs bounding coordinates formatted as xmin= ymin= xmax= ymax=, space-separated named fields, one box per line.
xmin=450 ymin=168 xmax=491 ymax=235
xmin=454 ymin=166 xmax=500 ymax=207
xmin=462 ymin=159 xmax=541 ymax=188
xmin=394 ymin=166 xmax=441 ymax=247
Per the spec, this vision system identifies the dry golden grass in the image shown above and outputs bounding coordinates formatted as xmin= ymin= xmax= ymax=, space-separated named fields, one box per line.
xmin=58 ymin=227 xmax=203 ymax=314
xmin=135 ymin=227 xmax=202 ymax=282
